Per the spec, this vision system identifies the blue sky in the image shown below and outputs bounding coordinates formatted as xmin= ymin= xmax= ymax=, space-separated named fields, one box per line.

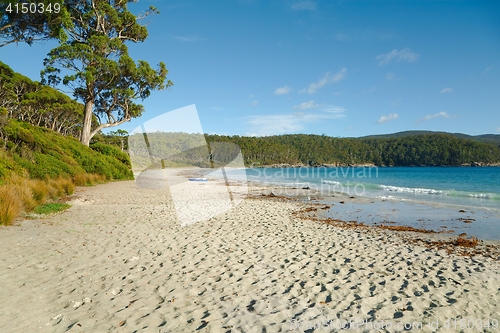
xmin=1 ymin=0 xmax=499 ymax=137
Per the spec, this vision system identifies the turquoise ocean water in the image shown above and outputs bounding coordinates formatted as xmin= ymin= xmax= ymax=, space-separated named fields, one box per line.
xmin=226 ymin=167 xmax=500 ymax=240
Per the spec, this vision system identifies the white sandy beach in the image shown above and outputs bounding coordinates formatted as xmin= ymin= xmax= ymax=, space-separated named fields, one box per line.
xmin=1 ymin=170 xmax=499 ymax=332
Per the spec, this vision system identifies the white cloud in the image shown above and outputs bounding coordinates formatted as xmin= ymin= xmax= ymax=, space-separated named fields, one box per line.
xmin=385 ymin=72 xmax=396 ymax=80
xmin=417 ymin=111 xmax=454 ymax=123
xmin=293 ymin=101 xmax=345 ymax=112
xmin=497 ymin=127 xmax=500 ymax=133
xmin=323 ymin=105 xmax=346 ymax=113
xmin=482 ymin=66 xmax=494 ymax=76
xmin=376 ymin=113 xmax=398 ymax=124
xmin=247 ymin=111 xmax=345 ymax=136
xmin=291 ymin=1 xmax=316 ymax=10
xmin=376 ymin=48 xmax=419 ymax=66
xmin=334 ymin=32 xmax=349 ymax=42
xmin=173 ymin=35 xmax=205 ymax=42
xmin=440 ymin=88 xmax=453 ymax=94
xmin=294 ymin=100 xmax=318 ymax=110
xmin=300 ymin=68 xmax=347 ymax=94
xmin=251 ymin=100 xmax=259 ymax=106
xmin=274 ymin=86 xmax=291 ymax=95
xmin=344 ymin=126 xmax=356 ymax=131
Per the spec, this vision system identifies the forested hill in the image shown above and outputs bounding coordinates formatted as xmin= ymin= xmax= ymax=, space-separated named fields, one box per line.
xmin=127 ymin=132 xmax=500 ymax=168
xmin=206 ymin=133 xmax=500 ymax=167
xmin=362 ymin=131 xmax=500 ymax=147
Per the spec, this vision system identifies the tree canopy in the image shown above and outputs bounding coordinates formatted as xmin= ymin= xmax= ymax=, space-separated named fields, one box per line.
xmin=0 ymin=61 xmax=84 ymax=137
xmin=0 ymin=0 xmax=69 ymax=47
xmin=40 ymin=0 xmax=172 ymax=146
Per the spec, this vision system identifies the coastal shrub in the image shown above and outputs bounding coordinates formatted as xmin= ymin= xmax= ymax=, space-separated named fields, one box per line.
xmin=71 ymin=148 xmax=132 ymax=180
xmin=17 ymin=127 xmax=35 ymax=145
xmin=90 ymin=142 xmax=131 ymax=165
xmin=2 ymin=119 xmax=133 ymax=181
xmin=0 ymin=150 xmax=18 ymax=182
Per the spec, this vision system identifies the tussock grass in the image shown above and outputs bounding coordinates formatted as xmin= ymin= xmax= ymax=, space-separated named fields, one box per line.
xmin=7 ymin=174 xmax=37 ymax=211
xmin=58 ymin=178 xmax=75 ymax=195
xmin=47 ymin=178 xmax=65 ymax=199
xmin=29 ymin=179 xmax=49 ymax=203
xmin=0 ymin=173 xmax=103 ymax=225
xmin=73 ymin=173 xmax=106 ymax=186
xmin=89 ymin=173 xmax=107 ymax=184
xmin=0 ymin=186 xmax=22 ymax=225
xmin=73 ymin=174 xmax=88 ymax=186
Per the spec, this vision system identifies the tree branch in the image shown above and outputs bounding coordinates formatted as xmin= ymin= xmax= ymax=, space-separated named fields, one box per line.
xmin=89 ymin=115 xmax=130 ymax=138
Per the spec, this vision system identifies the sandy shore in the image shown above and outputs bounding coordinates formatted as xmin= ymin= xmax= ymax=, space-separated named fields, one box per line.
xmin=1 ymin=171 xmax=499 ymax=332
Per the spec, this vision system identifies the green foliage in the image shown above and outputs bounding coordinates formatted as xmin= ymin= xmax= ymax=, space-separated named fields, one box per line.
xmin=0 ymin=61 xmax=84 ymax=137
xmin=92 ymin=130 xmax=129 ymax=152
xmin=33 ymin=203 xmax=70 ymax=215
xmin=0 ymin=119 xmax=133 ymax=180
xmin=90 ymin=141 xmax=130 ymax=165
xmin=0 ymin=150 xmax=22 ymax=181
xmin=0 ymin=0 xmax=69 ymax=47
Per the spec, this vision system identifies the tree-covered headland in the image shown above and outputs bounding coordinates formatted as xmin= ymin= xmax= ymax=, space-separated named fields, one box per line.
xmin=125 ymin=132 xmax=500 ymax=169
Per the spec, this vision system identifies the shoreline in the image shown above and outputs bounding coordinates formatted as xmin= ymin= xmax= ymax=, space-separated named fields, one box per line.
xmin=0 ymin=174 xmax=499 ymax=332
xmin=192 ymin=166 xmax=500 ymax=242
xmin=248 ymin=181 xmax=500 ymax=247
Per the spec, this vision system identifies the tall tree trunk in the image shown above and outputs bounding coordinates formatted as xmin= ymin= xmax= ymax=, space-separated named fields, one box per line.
xmin=81 ymin=99 xmax=94 ymax=146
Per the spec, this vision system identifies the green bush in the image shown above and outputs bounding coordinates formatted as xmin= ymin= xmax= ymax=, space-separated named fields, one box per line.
xmin=1 ymin=119 xmax=133 ymax=181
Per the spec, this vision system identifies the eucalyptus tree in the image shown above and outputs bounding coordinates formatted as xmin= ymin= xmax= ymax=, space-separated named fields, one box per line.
xmin=41 ymin=0 xmax=172 ymax=146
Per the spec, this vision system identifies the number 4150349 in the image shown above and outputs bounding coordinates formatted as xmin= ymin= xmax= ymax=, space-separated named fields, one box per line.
xmin=5 ymin=2 xmax=61 ymax=14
